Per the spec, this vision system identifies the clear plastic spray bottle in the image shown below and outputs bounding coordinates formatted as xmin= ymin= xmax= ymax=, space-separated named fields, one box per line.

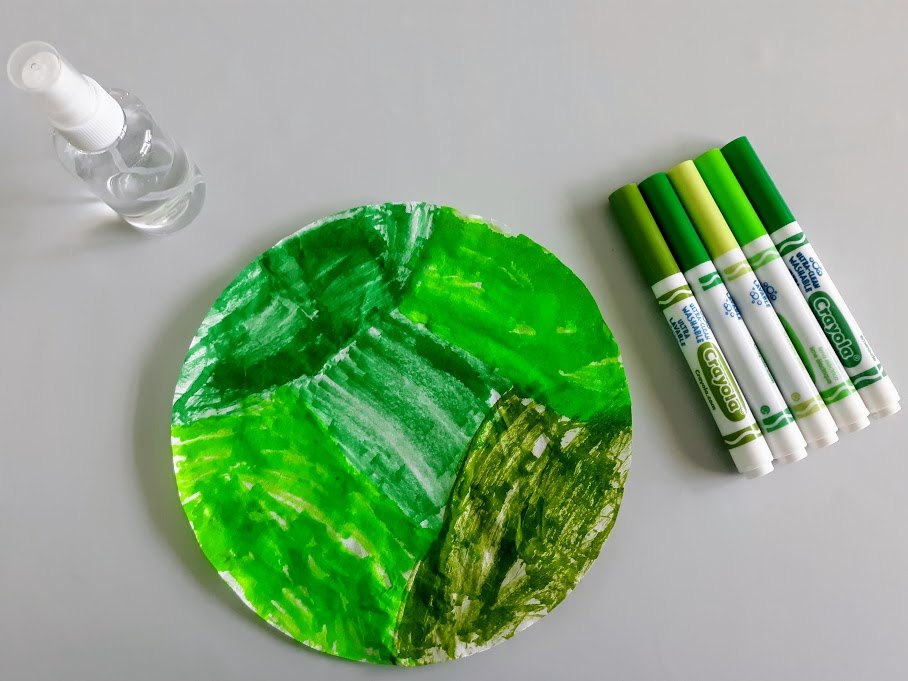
xmin=7 ymin=41 xmax=204 ymax=235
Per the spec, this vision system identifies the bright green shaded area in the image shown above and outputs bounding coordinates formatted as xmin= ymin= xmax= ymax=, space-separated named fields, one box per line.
xmin=172 ymin=383 xmax=435 ymax=663
xmin=395 ymin=391 xmax=631 ymax=665
xmin=399 ymin=208 xmax=629 ymax=422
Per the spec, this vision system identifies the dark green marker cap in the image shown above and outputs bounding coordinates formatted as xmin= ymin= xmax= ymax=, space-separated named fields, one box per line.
xmin=609 ymin=184 xmax=681 ymax=287
xmin=721 ymin=136 xmax=796 ymax=234
xmin=694 ymin=148 xmax=768 ymax=247
xmin=639 ymin=172 xmax=710 ymax=272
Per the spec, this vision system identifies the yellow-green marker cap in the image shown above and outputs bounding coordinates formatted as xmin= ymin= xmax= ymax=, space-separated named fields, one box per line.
xmin=609 ymin=184 xmax=681 ymax=287
xmin=639 ymin=172 xmax=710 ymax=273
xmin=667 ymin=160 xmax=740 ymax=260
xmin=721 ymin=136 xmax=796 ymax=234
xmin=694 ymin=149 xmax=768 ymax=247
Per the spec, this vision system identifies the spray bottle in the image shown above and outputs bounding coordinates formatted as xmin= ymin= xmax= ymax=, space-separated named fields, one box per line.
xmin=7 ymin=41 xmax=204 ymax=234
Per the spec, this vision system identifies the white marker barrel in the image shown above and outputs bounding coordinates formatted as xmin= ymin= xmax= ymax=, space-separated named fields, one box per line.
xmin=743 ymin=235 xmax=871 ymax=432
xmin=684 ymin=261 xmax=807 ymax=463
xmin=772 ymin=222 xmax=900 ymax=419
xmin=720 ymin=137 xmax=900 ymax=420
xmin=713 ymin=249 xmax=839 ymax=448
xmin=653 ymin=273 xmax=775 ymax=477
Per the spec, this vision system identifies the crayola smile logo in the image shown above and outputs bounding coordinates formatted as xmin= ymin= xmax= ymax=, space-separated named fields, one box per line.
xmin=697 ymin=342 xmax=747 ymax=421
xmin=809 ymin=292 xmax=861 ymax=368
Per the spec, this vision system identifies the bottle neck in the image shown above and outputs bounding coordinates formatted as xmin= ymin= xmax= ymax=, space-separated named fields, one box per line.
xmin=51 ymin=78 xmax=126 ymax=152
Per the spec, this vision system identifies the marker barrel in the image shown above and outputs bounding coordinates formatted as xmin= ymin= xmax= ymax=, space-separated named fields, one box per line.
xmin=639 ymin=173 xmax=807 ymax=464
xmin=771 ymin=223 xmax=900 ymax=418
xmin=714 ymin=251 xmax=838 ymax=448
xmin=741 ymin=236 xmax=870 ymax=432
xmin=692 ymin=148 xmax=871 ymax=433
xmin=681 ymin=261 xmax=807 ymax=463
xmin=653 ymin=273 xmax=775 ymax=477
xmin=722 ymin=136 xmax=900 ymax=419
xmin=667 ymin=161 xmax=839 ymax=449
xmin=610 ymin=184 xmax=774 ymax=477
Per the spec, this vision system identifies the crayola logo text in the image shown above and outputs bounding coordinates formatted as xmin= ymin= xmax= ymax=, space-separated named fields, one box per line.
xmin=697 ymin=343 xmax=747 ymax=421
xmin=809 ymin=292 xmax=861 ymax=368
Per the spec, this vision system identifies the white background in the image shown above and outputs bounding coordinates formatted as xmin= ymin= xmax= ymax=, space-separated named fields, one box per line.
xmin=2 ymin=2 xmax=907 ymax=679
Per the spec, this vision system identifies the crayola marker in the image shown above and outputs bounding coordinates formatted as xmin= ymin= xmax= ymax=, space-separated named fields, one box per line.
xmin=610 ymin=184 xmax=774 ymax=478
xmin=639 ymin=173 xmax=808 ymax=464
xmin=668 ymin=161 xmax=839 ymax=449
xmin=722 ymin=137 xmax=900 ymax=419
xmin=695 ymin=149 xmax=871 ymax=434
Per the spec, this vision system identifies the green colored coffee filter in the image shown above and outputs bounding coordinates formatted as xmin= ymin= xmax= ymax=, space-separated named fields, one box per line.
xmin=171 ymin=202 xmax=632 ymax=665
xmin=695 ymin=149 xmax=768 ymax=247
xmin=609 ymin=184 xmax=681 ymax=286
xmin=667 ymin=161 xmax=740 ymax=260
xmin=639 ymin=172 xmax=709 ymax=272
xmin=721 ymin=137 xmax=796 ymax=233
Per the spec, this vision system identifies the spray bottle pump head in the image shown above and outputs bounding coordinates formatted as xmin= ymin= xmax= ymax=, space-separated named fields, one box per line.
xmin=7 ymin=41 xmax=125 ymax=152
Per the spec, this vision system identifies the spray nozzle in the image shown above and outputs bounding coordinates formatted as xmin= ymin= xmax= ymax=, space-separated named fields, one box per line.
xmin=7 ymin=41 xmax=125 ymax=152
xmin=8 ymin=41 xmax=63 ymax=91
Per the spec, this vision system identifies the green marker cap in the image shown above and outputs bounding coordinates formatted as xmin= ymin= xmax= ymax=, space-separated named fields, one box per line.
xmin=694 ymin=148 xmax=768 ymax=247
xmin=638 ymin=172 xmax=710 ymax=272
xmin=721 ymin=136 xmax=796 ymax=234
xmin=609 ymin=184 xmax=681 ymax=287
xmin=667 ymin=161 xmax=741 ymax=260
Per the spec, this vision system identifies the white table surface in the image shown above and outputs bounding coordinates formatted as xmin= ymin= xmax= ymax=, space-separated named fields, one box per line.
xmin=2 ymin=2 xmax=907 ymax=679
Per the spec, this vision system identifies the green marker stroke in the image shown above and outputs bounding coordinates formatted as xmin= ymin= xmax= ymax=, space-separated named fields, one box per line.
xmin=172 ymin=203 xmax=632 ymax=665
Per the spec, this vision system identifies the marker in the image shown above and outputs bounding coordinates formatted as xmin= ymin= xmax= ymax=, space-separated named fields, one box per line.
xmin=667 ymin=161 xmax=839 ymax=449
xmin=694 ymin=149 xmax=871 ymax=434
xmin=609 ymin=184 xmax=774 ymax=478
xmin=722 ymin=137 xmax=900 ymax=419
xmin=639 ymin=173 xmax=808 ymax=464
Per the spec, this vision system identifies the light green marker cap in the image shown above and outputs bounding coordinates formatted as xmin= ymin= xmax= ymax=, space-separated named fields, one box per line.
xmin=638 ymin=172 xmax=710 ymax=272
xmin=667 ymin=160 xmax=740 ymax=260
xmin=609 ymin=184 xmax=681 ymax=287
xmin=694 ymin=149 xmax=768 ymax=247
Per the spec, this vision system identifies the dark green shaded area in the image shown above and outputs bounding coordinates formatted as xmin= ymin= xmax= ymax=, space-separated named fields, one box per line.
xmin=394 ymin=391 xmax=631 ymax=665
xmin=173 ymin=204 xmax=434 ymax=426
xmin=399 ymin=208 xmax=629 ymax=422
